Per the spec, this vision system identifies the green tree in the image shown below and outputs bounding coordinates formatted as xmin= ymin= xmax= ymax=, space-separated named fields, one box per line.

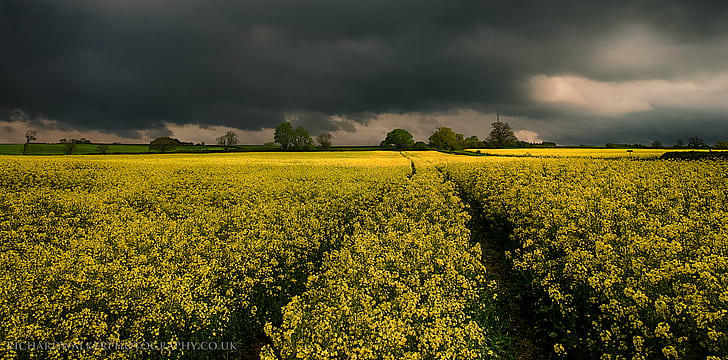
xmin=688 ymin=137 xmax=706 ymax=148
xmin=429 ymin=127 xmax=464 ymax=150
xmin=274 ymin=122 xmax=294 ymax=149
xmin=716 ymin=141 xmax=728 ymax=149
xmin=380 ymin=129 xmax=414 ymax=149
xmin=651 ymin=140 xmax=662 ymax=148
xmin=149 ymin=136 xmax=178 ymax=153
xmin=291 ymin=126 xmax=314 ymax=150
xmin=274 ymin=122 xmax=314 ymax=150
xmin=97 ymin=144 xmax=110 ymax=154
xmin=486 ymin=121 xmax=518 ymax=147
xmin=317 ymin=133 xmax=333 ymax=149
xmin=463 ymin=136 xmax=483 ymax=149
xmin=674 ymin=139 xmax=685 ymax=148
xmin=413 ymin=141 xmax=429 ymax=150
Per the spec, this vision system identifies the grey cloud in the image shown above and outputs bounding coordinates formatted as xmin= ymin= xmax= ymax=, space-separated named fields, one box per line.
xmin=2 ymin=0 xmax=728 ymax=143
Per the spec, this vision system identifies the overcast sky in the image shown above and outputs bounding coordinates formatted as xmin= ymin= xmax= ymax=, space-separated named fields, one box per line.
xmin=2 ymin=0 xmax=728 ymax=145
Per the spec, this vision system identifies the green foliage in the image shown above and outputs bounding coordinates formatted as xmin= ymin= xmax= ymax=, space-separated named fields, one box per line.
xmin=429 ymin=127 xmax=464 ymax=151
xmin=486 ymin=121 xmax=518 ymax=147
xmin=463 ymin=135 xmax=483 ymax=149
xmin=413 ymin=141 xmax=429 ymax=150
xmin=380 ymin=129 xmax=415 ymax=149
xmin=149 ymin=137 xmax=178 ymax=153
xmin=274 ymin=122 xmax=314 ymax=150
xmin=716 ymin=141 xmax=728 ymax=149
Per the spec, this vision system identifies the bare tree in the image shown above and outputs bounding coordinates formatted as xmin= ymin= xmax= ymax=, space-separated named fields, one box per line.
xmin=23 ymin=130 xmax=36 ymax=155
xmin=216 ymin=131 xmax=239 ymax=150
xmin=688 ymin=137 xmax=706 ymax=148
xmin=317 ymin=133 xmax=333 ymax=149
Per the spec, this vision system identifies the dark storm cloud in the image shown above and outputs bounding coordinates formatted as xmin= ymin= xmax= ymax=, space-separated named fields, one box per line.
xmin=2 ymin=0 xmax=728 ymax=143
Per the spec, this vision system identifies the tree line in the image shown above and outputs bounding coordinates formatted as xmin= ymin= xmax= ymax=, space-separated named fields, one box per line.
xmin=608 ymin=137 xmax=720 ymax=149
xmin=379 ymin=121 xmax=556 ymax=150
xmin=7 ymin=107 xmax=728 ymax=153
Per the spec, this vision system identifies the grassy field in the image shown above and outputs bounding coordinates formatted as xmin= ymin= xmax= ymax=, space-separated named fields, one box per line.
xmin=0 ymin=144 xmax=390 ymax=155
xmin=1 ymin=151 xmax=726 ymax=359
xmin=0 ymin=143 xmax=235 ymax=155
xmin=0 ymin=143 xmax=326 ymax=155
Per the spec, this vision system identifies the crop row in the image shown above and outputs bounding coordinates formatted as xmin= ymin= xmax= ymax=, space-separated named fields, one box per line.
xmin=1 ymin=153 xmax=506 ymax=359
xmin=0 ymin=154 xmax=409 ymax=358
xmin=448 ymin=158 xmax=728 ymax=359
xmin=262 ymin=169 xmax=507 ymax=359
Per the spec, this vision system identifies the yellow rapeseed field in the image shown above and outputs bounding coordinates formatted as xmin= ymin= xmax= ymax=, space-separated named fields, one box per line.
xmin=446 ymin=156 xmax=728 ymax=359
xmin=2 ymin=150 xmax=726 ymax=359
xmin=0 ymin=152 xmax=504 ymax=359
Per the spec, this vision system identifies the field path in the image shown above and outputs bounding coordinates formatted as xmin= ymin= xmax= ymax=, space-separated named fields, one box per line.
xmin=475 ymin=234 xmax=549 ymax=360
xmin=434 ymin=163 xmax=550 ymax=360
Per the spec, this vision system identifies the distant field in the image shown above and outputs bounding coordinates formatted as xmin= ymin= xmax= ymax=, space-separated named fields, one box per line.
xmin=0 ymin=143 xmax=251 ymax=155
xmin=464 ymin=147 xmax=723 ymax=158
xmin=0 ymin=144 xmax=388 ymax=155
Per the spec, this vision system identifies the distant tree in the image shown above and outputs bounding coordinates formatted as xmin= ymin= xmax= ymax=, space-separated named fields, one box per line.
xmin=9 ymin=109 xmax=36 ymax=154
xmin=317 ymin=132 xmax=333 ymax=149
xmin=24 ymin=130 xmax=36 ymax=142
xmin=413 ymin=141 xmax=429 ymax=150
xmin=651 ymin=140 xmax=663 ymax=148
xmin=149 ymin=136 xmax=178 ymax=153
xmin=486 ymin=121 xmax=518 ymax=147
xmin=716 ymin=141 xmax=728 ymax=149
xmin=380 ymin=129 xmax=414 ymax=149
xmin=274 ymin=122 xmax=314 ymax=150
xmin=23 ymin=130 xmax=36 ymax=155
xmin=216 ymin=131 xmax=239 ymax=150
xmin=674 ymin=139 xmax=685 ymax=148
xmin=97 ymin=144 xmax=110 ymax=154
xmin=291 ymin=126 xmax=314 ymax=150
xmin=274 ymin=122 xmax=294 ymax=149
xmin=429 ymin=127 xmax=464 ymax=151
xmin=59 ymin=138 xmax=69 ymax=144
xmin=463 ymin=135 xmax=483 ymax=149
xmin=264 ymin=141 xmax=280 ymax=149
xmin=688 ymin=137 xmax=706 ymax=148
xmin=64 ymin=141 xmax=77 ymax=155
